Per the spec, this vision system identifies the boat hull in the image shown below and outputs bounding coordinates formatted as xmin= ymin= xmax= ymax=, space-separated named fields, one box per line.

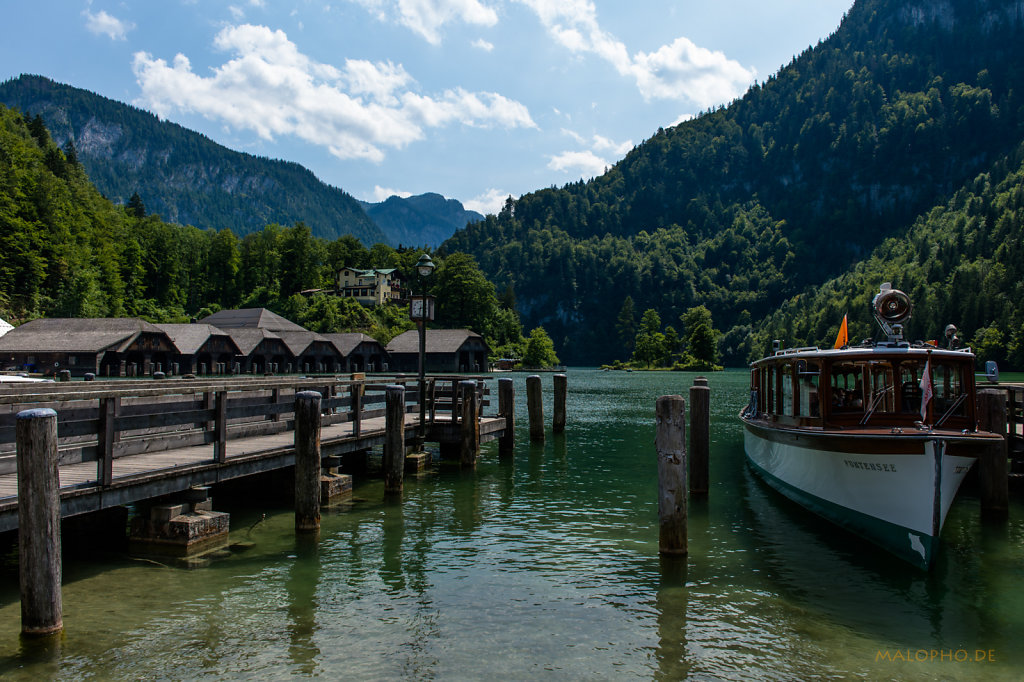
xmin=742 ymin=421 xmax=978 ymax=569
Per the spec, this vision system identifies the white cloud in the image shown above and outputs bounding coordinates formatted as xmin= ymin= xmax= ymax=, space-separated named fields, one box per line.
xmin=132 ymin=24 xmax=535 ymax=163
xmin=591 ymin=133 xmax=631 ymax=155
xmin=514 ymin=0 xmax=754 ymax=107
xmin=369 ymin=185 xmax=413 ymax=201
xmin=464 ymin=188 xmax=512 ymax=215
xmin=83 ymin=9 xmax=134 ymax=40
xmin=472 ymin=38 xmax=494 ymax=51
xmin=548 ymin=150 xmax=607 ymax=178
xmin=349 ymin=0 xmax=498 ymax=45
xmin=670 ymin=112 xmax=696 ymax=127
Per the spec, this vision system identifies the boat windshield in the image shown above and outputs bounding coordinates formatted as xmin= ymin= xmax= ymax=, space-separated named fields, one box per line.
xmin=828 ymin=356 xmax=969 ymax=424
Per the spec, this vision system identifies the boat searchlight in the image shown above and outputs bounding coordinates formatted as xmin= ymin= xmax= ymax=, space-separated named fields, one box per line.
xmin=871 ymin=283 xmax=913 ymax=343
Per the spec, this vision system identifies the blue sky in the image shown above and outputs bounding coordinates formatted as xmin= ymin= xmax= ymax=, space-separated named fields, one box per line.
xmin=1 ymin=1 xmax=852 ymax=215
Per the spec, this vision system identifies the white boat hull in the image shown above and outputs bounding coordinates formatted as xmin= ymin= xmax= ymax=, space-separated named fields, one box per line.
xmin=743 ymin=424 xmax=976 ymax=568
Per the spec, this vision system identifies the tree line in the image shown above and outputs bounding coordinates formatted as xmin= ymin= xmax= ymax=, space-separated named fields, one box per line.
xmin=0 ymin=103 xmax=556 ymax=364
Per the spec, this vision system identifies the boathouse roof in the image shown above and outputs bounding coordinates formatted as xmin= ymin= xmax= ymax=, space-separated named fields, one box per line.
xmin=199 ymin=308 xmax=307 ymax=332
xmin=218 ymin=327 xmax=284 ymax=355
xmin=275 ymin=330 xmax=334 ymax=356
xmin=386 ymin=329 xmax=488 ymax=355
xmin=0 ymin=318 xmax=165 ymax=353
xmin=320 ymin=333 xmax=384 ymax=356
xmin=155 ymin=323 xmax=241 ymax=356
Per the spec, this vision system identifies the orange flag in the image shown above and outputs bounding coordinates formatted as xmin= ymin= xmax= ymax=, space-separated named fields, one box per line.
xmin=833 ymin=314 xmax=848 ymax=349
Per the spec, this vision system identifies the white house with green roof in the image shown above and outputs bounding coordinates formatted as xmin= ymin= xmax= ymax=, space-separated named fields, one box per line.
xmin=336 ymin=267 xmax=402 ymax=306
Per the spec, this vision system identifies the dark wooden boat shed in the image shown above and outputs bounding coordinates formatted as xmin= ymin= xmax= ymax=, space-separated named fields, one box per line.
xmin=386 ymin=329 xmax=489 ymax=373
xmin=0 ymin=318 xmax=174 ymax=378
xmin=321 ymin=333 xmax=389 ymax=373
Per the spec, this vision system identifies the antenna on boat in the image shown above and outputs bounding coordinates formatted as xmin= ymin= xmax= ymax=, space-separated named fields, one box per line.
xmin=871 ymin=283 xmax=912 ymax=344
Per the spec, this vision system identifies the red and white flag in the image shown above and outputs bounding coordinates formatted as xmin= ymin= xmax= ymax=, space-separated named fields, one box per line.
xmin=919 ymin=356 xmax=933 ymax=422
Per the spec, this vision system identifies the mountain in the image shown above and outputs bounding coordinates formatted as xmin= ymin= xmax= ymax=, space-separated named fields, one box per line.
xmin=443 ymin=0 xmax=1024 ymax=365
xmin=360 ymin=193 xmax=483 ymax=247
xmin=0 ymin=74 xmax=386 ymax=245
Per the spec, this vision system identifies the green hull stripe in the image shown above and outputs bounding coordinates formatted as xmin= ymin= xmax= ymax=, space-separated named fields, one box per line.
xmin=747 ymin=458 xmax=937 ymax=569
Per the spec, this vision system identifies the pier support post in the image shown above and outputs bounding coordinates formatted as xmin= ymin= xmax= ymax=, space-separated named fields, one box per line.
xmin=553 ymin=373 xmax=567 ymax=434
xmin=498 ymin=378 xmax=515 ymax=458
xmin=460 ymin=380 xmax=480 ymax=467
xmin=527 ymin=375 xmax=544 ymax=443
xmin=656 ymin=395 xmax=687 ymax=556
xmin=689 ymin=377 xmax=710 ymax=495
xmin=294 ymin=391 xmax=323 ymax=532
xmin=976 ymin=388 xmax=1009 ymax=521
xmin=384 ymin=385 xmax=406 ymax=494
xmin=16 ymin=408 xmax=63 ymax=637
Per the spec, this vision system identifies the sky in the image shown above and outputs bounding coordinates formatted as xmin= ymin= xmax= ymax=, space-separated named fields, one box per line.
xmin=1 ymin=1 xmax=853 ymax=215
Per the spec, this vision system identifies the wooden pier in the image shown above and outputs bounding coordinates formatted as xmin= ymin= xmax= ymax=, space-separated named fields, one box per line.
xmin=0 ymin=374 xmax=508 ymax=533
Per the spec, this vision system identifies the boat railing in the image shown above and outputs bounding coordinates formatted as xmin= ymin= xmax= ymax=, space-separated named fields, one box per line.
xmin=773 ymin=346 xmax=819 ymax=356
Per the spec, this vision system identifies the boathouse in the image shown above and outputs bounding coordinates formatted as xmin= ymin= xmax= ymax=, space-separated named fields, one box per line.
xmin=386 ymin=329 xmax=489 ymax=373
xmin=321 ymin=333 xmax=389 ymax=372
xmin=155 ymin=323 xmax=242 ymax=376
xmin=277 ymin=331 xmax=342 ymax=374
xmin=0 ymin=318 xmax=174 ymax=377
xmin=220 ymin=328 xmax=292 ymax=374
xmin=199 ymin=307 xmax=308 ymax=333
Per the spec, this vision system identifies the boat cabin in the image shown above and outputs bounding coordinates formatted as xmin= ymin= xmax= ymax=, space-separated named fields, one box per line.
xmin=749 ymin=348 xmax=978 ymax=430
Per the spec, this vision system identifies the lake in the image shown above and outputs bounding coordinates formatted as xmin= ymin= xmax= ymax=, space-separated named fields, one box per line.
xmin=0 ymin=368 xmax=1022 ymax=679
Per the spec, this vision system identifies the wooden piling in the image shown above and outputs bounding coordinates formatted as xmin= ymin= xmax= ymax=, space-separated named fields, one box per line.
xmin=498 ymin=378 xmax=515 ymax=458
xmin=656 ymin=395 xmax=687 ymax=556
xmin=294 ymin=391 xmax=322 ymax=532
xmin=16 ymin=408 xmax=63 ymax=636
xmin=553 ymin=373 xmax=567 ymax=434
xmin=689 ymin=377 xmax=710 ymax=495
xmin=527 ymin=375 xmax=544 ymax=443
xmin=460 ymin=380 xmax=480 ymax=467
xmin=384 ymin=385 xmax=406 ymax=493
xmin=976 ymin=388 xmax=1009 ymax=521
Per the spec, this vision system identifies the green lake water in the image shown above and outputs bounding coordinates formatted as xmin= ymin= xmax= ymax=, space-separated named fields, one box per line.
xmin=1 ymin=368 xmax=1023 ymax=679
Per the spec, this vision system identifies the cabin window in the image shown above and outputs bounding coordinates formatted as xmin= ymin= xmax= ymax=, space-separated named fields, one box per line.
xmin=865 ymin=362 xmax=896 ymax=414
xmin=781 ymin=364 xmax=794 ymax=416
xmin=932 ymin=362 xmax=967 ymax=420
xmin=831 ymin=363 xmax=865 ymax=412
xmin=897 ymin=361 xmax=925 ymax=414
xmin=797 ymin=361 xmax=820 ymax=418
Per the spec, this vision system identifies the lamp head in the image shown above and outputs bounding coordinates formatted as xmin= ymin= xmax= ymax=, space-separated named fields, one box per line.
xmin=416 ymin=253 xmax=435 ymax=278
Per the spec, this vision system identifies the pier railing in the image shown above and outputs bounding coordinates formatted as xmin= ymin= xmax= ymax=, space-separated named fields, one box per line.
xmin=0 ymin=374 xmax=491 ymax=490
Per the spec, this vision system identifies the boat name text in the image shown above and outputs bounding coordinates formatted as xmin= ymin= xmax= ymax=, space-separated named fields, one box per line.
xmin=843 ymin=459 xmax=897 ymax=473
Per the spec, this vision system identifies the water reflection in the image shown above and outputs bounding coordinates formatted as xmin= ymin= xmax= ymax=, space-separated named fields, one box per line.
xmin=286 ymin=533 xmax=321 ymax=675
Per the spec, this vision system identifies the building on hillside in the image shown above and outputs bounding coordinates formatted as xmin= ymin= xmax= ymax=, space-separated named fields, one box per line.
xmin=321 ymin=333 xmax=389 ymax=373
xmin=336 ymin=267 xmax=402 ymax=306
xmin=0 ymin=318 xmax=175 ymax=377
xmin=276 ymin=331 xmax=343 ymax=374
xmin=385 ymin=329 xmax=489 ymax=373
xmin=156 ymin=323 xmax=242 ymax=375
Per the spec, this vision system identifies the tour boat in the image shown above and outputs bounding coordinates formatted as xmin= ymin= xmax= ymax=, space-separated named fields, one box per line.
xmin=739 ymin=285 xmax=1003 ymax=569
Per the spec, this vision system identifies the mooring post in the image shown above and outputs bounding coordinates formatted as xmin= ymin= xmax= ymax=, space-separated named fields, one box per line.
xmin=657 ymin=395 xmax=688 ymax=556
xmin=294 ymin=391 xmax=323 ymax=532
xmin=689 ymin=377 xmax=710 ymax=495
xmin=498 ymin=377 xmax=515 ymax=458
xmin=16 ymin=408 xmax=63 ymax=637
xmin=527 ymin=375 xmax=544 ymax=443
xmin=553 ymin=373 xmax=567 ymax=434
xmin=460 ymin=380 xmax=480 ymax=467
xmin=384 ymin=385 xmax=406 ymax=494
xmin=350 ymin=382 xmax=363 ymax=437
xmin=976 ymin=388 xmax=1009 ymax=521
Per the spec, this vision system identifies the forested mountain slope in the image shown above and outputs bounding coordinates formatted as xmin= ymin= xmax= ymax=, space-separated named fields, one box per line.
xmin=0 ymin=75 xmax=385 ymax=245
xmin=444 ymin=0 xmax=1024 ymax=365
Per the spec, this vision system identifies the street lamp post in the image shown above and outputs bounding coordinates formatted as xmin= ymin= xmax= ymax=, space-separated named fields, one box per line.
xmin=411 ymin=253 xmax=435 ymax=443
